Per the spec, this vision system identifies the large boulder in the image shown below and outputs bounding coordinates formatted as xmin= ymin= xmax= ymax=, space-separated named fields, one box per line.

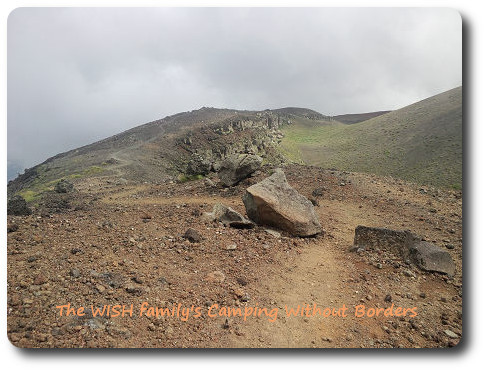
xmin=218 ymin=154 xmax=263 ymax=187
xmin=409 ymin=241 xmax=455 ymax=276
xmin=7 ymin=195 xmax=32 ymax=216
xmin=203 ymin=203 xmax=254 ymax=229
xmin=242 ymin=168 xmax=322 ymax=237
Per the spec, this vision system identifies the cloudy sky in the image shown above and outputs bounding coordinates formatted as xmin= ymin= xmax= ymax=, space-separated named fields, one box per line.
xmin=7 ymin=7 xmax=462 ymax=179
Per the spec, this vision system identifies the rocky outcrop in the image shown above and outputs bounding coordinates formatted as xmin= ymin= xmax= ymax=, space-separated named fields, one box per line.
xmin=353 ymin=225 xmax=455 ymax=275
xmin=55 ymin=179 xmax=74 ymax=193
xmin=203 ymin=203 xmax=255 ymax=229
xmin=218 ymin=154 xmax=263 ymax=187
xmin=186 ymin=153 xmax=212 ymax=176
xmin=242 ymin=169 xmax=322 ymax=237
xmin=7 ymin=195 xmax=32 ymax=216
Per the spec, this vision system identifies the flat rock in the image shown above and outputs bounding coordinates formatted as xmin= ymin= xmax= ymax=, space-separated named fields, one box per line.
xmin=409 ymin=241 xmax=455 ymax=276
xmin=204 ymin=203 xmax=254 ymax=229
xmin=242 ymin=168 xmax=322 ymax=237
xmin=353 ymin=225 xmax=420 ymax=259
xmin=353 ymin=225 xmax=455 ymax=276
xmin=444 ymin=329 xmax=459 ymax=339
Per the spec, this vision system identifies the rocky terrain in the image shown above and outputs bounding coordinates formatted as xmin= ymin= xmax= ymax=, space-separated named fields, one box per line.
xmin=7 ymin=87 xmax=462 ymax=348
xmin=7 ymin=164 xmax=462 ymax=348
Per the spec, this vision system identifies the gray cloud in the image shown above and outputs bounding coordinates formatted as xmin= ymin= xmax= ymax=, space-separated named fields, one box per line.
xmin=7 ymin=7 xmax=462 ymax=178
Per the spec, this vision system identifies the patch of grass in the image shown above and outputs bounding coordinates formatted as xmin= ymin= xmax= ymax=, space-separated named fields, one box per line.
xmin=17 ymin=190 xmax=38 ymax=203
xmin=14 ymin=165 xmax=105 ymax=202
xmin=177 ymin=174 xmax=205 ymax=183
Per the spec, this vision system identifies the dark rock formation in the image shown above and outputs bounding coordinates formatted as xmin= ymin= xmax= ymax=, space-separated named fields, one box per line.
xmin=186 ymin=153 xmax=212 ymax=176
xmin=218 ymin=154 xmax=263 ymax=187
xmin=7 ymin=195 xmax=32 ymax=216
xmin=55 ymin=179 xmax=74 ymax=193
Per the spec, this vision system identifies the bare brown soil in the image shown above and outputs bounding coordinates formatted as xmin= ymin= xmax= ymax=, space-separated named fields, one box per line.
xmin=7 ymin=165 xmax=462 ymax=348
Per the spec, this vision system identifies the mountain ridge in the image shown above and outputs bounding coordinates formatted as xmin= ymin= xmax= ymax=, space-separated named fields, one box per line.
xmin=8 ymin=87 xmax=462 ymax=201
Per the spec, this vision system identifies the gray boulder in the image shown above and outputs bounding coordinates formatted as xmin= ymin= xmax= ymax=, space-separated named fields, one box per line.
xmin=353 ymin=226 xmax=420 ymax=259
xmin=55 ymin=179 xmax=74 ymax=193
xmin=409 ymin=241 xmax=455 ymax=276
xmin=7 ymin=195 xmax=32 ymax=216
xmin=353 ymin=225 xmax=455 ymax=276
xmin=242 ymin=168 xmax=322 ymax=237
xmin=218 ymin=154 xmax=263 ymax=187
xmin=186 ymin=153 xmax=212 ymax=176
xmin=203 ymin=203 xmax=254 ymax=229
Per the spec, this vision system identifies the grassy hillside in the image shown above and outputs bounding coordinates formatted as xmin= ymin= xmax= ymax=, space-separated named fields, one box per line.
xmin=333 ymin=111 xmax=391 ymax=125
xmin=279 ymin=87 xmax=462 ymax=189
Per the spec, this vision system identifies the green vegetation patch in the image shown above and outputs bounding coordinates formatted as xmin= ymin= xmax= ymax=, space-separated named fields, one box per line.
xmin=177 ymin=174 xmax=205 ymax=183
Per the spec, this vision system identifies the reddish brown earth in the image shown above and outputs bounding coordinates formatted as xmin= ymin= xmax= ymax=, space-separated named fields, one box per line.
xmin=7 ymin=165 xmax=462 ymax=348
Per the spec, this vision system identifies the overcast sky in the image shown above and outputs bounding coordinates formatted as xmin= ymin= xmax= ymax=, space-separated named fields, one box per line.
xmin=7 ymin=7 xmax=462 ymax=179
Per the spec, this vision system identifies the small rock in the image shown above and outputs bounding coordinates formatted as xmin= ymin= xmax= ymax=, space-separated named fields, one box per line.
xmin=233 ymin=288 xmax=245 ymax=298
xmin=183 ymin=228 xmax=202 ymax=243
xmin=236 ymin=277 xmax=248 ymax=286
xmin=223 ymin=319 xmax=230 ymax=329
xmin=140 ymin=212 xmax=152 ymax=221
xmin=205 ymin=271 xmax=225 ymax=283
xmin=384 ymin=294 xmax=392 ymax=302
xmin=132 ymin=276 xmax=144 ymax=284
xmin=33 ymin=274 xmax=48 ymax=285
xmin=125 ymin=284 xmax=144 ymax=295
xmin=403 ymin=270 xmax=416 ymax=278
xmin=444 ymin=329 xmax=459 ymax=339
xmin=96 ymin=284 xmax=106 ymax=293
xmin=265 ymin=229 xmax=281 ymax=238
xmin=445 ymin=244 xmax=455 ymax=250
xmin=70 ymin=269 xmax=81 ymax=278
xmin=312 ymin=187 xmax=326 ymax=197
xmin=225 ymin=244 xmax=237 ymax=251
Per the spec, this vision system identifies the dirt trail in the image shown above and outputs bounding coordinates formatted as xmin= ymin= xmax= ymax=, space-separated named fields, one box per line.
xmin=224 ymin=200 xmax=383 ymax=348
xmin=96 ymin=183 xmax=362 ymax=347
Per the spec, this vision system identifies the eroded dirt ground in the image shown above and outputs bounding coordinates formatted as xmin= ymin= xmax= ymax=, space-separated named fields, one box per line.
xmin=7 ymin=165 xmax=462 ymax=348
